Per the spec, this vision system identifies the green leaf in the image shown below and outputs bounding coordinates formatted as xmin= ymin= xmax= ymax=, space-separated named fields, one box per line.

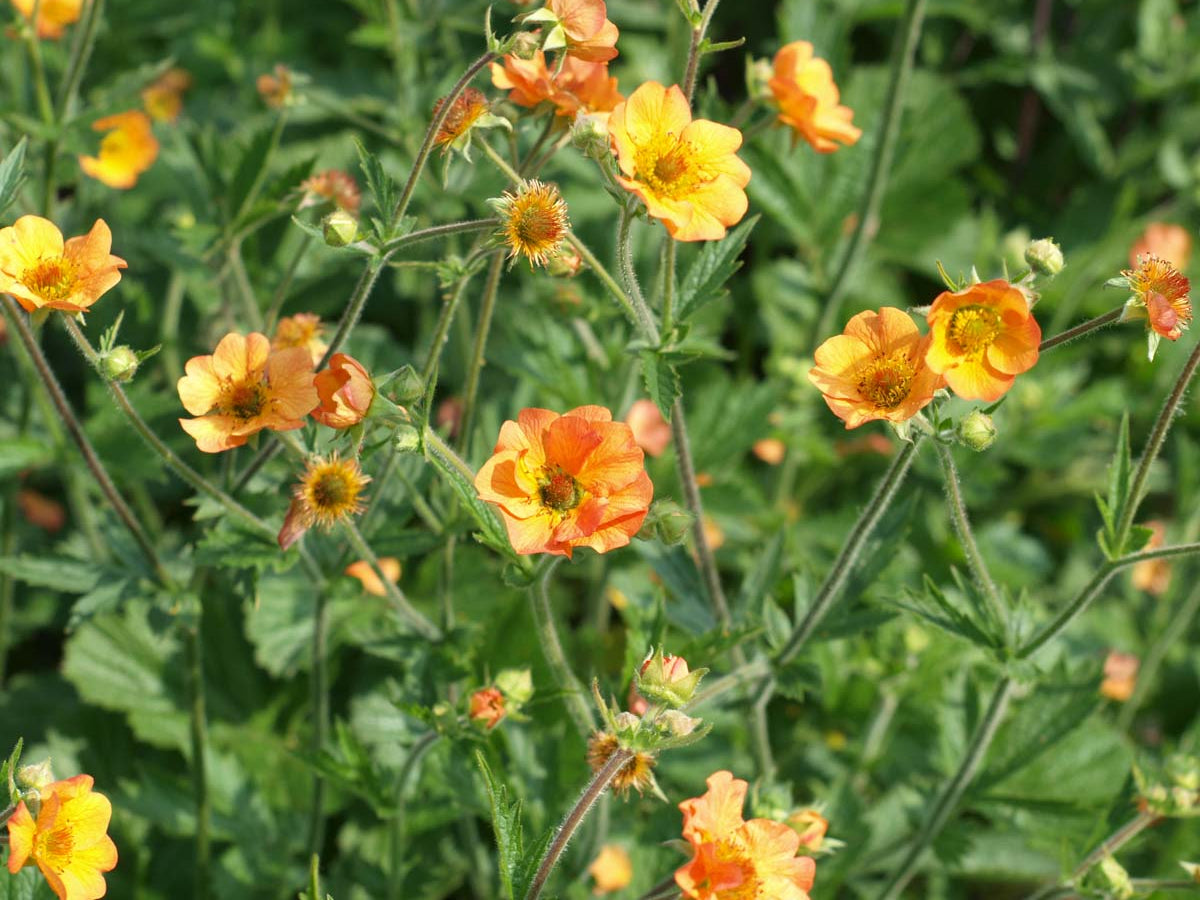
xmin=640 ymin=349 xmax=681 ymax=422
xmin=0 ymin=438 xmax=50 ymax=478
xmin=893 ymin=575 xmax=1000 ymax=650
xmin=228 ymin=121 xmax=281 ymax=220
xmin=0 ymin=137 xmax=28 ymax=218
xmin=0 ymin=556 xmax=99 ymax=594
xmin=0 ymin=865 xmax=52 ymax=900
xmin=1 ymin=738 xmax=22 ymax=803
xmin=476 ymin=752 xmax=524 ymax=900
xmin=674 ymin=215 xmax=759 ymax=323
xmin=1097 ymin=413 xmax=1132 ymax=558
xmin=423 ymin=434 xmax=515 ymax=562
xmin=354 ymin=137 xmax=397 ymax=239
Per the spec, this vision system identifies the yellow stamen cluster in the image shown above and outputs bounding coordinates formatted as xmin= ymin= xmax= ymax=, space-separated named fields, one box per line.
xmin=634 ymin=134 xmax=705 ymax=201
xmin=946 ymin=306 xmax=1002 ymax=357
xmin=220 ymin=381 xmax=268 ymax=421
xmin=856 ymin=352 xmax=917 ymax=410
xmin=496 ymin=180 xmax=570 ymax=267
xmin=295 ymin=454 xmax=370 ymax=529
xmin=23 ymin=258 xmax=79 ymax=303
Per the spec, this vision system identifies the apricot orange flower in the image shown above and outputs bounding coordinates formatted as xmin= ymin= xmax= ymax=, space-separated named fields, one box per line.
xmin=78 ymin=112 xmax=159 ymax=189
xmin=625 ymin=399 xmax=671 ymax=457
xmin=1131 ymin=520 xmax=1171 ymax=596
xmin=300 ymin=169 xmax=361 ymax=215
xmin=6 ymin=774 xmax=118 ymax=900
xmin=345 ymin=557 xmax=401 ymax=596
xmin=1122 ymin=255 xmax=1192 ymax=343
xmin=769 ymin=41 xmax=861 ymax=153
xmin=925 ymin=280 xmax=1041 ymax=402
xmin=808 ymin=307 xmax=942 ymax=429
xmin=589 ymin=845 xmax=633 ymax=895
xmin=177 ymin=332 xmax=318 ymax=453
xmin=676 ymin=771 xmax=816 ymax=900
xmin=609 ymin=82 xmax=751 ymax=242
xmin=469 ymin=687 xmax=507 ymax=729
xmin=547 ymin=0 xmax=619 ymax=62
xmin=272 ymin=312 xmax=327 ymax=366
xmin=474 ymin=406 xmax=653 ymax=557
xmin=313 ymin=353 xmax=375 ymax=429
xmin=787 ymin=809 xmax=829 ymax=853
xmin=1130 ymin=223 xmax=1191 ymax=270
xmin=1100 ymin=651 xmax=1139 ymax=703
xmin=11 ymin=0 xmax=81 ymax=39
xmin=141 ymin=68 xmax=192 ymax=123
xmin=0 ymin=216 xmax=126 ymax=313
xmin=491 ymin=52 xmax=622 ymax=119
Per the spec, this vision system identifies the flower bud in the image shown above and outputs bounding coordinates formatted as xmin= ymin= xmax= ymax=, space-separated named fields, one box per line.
xmin=1098 ymin=857 xmax=1133 ymax=900
xmin=100 ymin=345 xmax=139 ymax=382
xmin=323 ymin=209 xmax=359 ymax=247
xmin=787 ymin=808 xmax=829 ymax=852
xmin=1167 ymin=754 xmax=1200 ymax=794
xmin=635 ymin=648 xmax=706 ymax=709
xmin=571 ymin=112 xmax=611 ymax=160
xmin=313 ymin=353 xmax=376 ymax=429
xmin=546 ymin=246 xmax=583 ymax=278
xmin=494 ymin=668 xmax=534 ymax=706
xmin=1025 ymin=237 xmax=1065 ymax=277
xmin=660 ymin=709 xmax=701 ymax=737
xmin=15 ymin=759 xmax=55 ymax=793
xmin=507 ymin=29 xmax=543 ymax=60
xmin=956 ymin=410 xmax=997 ymax=452
xmin=469 ymin=687 xmax=506 ymax=729
xmin=746 ymin=57 xmax=774 ymax=103
xmin=613 ymin=711 xmax=641 ymax=732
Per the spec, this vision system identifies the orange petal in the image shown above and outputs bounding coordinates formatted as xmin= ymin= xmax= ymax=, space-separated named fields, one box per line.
xmin=680 ymin=770 xmax=748 ymax=845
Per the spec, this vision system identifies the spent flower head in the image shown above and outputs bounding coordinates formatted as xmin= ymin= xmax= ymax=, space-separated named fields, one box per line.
xmin=491 ymin=180 xmax=570 ymax=268
xmin=1119 ymin=255 xmax=1192 ymax=360
xmin=278 ymin=453 xmax=371 ymax=550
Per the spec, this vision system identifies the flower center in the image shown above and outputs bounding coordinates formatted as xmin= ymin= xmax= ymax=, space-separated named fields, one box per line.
xmin=311 ymin=470 xmax=353 ymax=510
xmin=221 ymin=380 xmax=267 ymax=420
xmin=856 ymin=352 xmax=916 ymax=409
xmin=946 ymin=305 xmax=1002 ymax=357
xmin=24 ymin=257 xmax=78 ymax=302
xmin=539 ymin=468 xmax=580 ymax=511
xmin=39 ymin=825 xmax=74 ymax=863
xmin=635 ymin=134 xmax=705 ymax=200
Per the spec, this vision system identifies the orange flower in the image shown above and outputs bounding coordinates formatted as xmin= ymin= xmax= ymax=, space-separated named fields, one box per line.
xmin=494 ymin=180 xmax=570 ymax=267
xmin=300 ymin=169 xmax=361 ymax=215
xmin=475 ymin=406 xmax=652 ymax=557
xmin=589 ymin=845 xmax=633 ymax=895
xmin=469 ymin=687 xmax=507 ymax=729
xmin=1122 ymin=255 xmax=1192 ymax=343
xmin=625 ymin=399 xmax=671 ymax=457
xmin=177 ymin=332 xmax=318 ymax=453
xmin=769 ymin=41 xmax=861 ymax=153
xmin=17 ymin=488 xmax=67 ymax=532
xmin=433 ymin=87 xmax=490 ymax=148
xmin=753 ymin=438 xmax=786 ymax=465
xmin=257 ymin=64 xmax=293 ymax=108
xmin=6 ymin=774 xmax=118 ymax=900
xmin=787 ymin=809 xmax=829 ymax=853
xmin=313 ymin=353 xmax=376 ymax=429
xmin=272 ymin=313 xmax=327 ymax=366
xmin=925 ymin=280 xmax=1041 ymax=402
xmin=345 ymin=557 xmax=401 ymax=596
xmin=278 ymin=453 xmax=370 ymax=550
xmin=0 ymin=216 xmax=126 ymax=314
xmin=1130 ymin=223 xmax=1191 ymax=270
xmin=609 ymin=82 xmax=751 ymax=242
xmin=1131 ymin=520 xmax=1171 ymax=596
xmin=546 ymin=0 xmax=619 ymax=62
xmin=10 ymin=0 xmax=81 ymax=39
xmin=78 ymin=112 xmax=159 ymax=189
xmin=491 ymin=52 xmax=622 ymax=119
xmin=1100 ymin=651 xmax=1139 ymax=702
xmin=676 ymin=771 xmax=816 ymax=900
xmin=808 ymin=307 xmax=942 ymax=429
xmin=141 ymin=68 xmax=192 ymax=123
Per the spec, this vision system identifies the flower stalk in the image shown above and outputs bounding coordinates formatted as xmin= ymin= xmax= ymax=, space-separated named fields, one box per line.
xmin=1038 ymin=306 xmax=1124 ymax=352
xmin=530 ymin=559 xmax=596 ymax=739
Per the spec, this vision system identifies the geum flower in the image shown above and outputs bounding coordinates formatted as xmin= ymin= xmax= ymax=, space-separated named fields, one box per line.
xmin=0 ymin=216 xmax=126 ymax=313
xmin=491 ymin=52 xmax=622 ymax=119
xmin=769 ymin=41 xmax=861 ymax=153
xmin=78 ymin=111 xmax=159 ymax=189
xmin=925 ymin=279 xmax=1041 ymax=402
xmin=808 ymin=307 xmax=942 ymax=429
xmin=312 ymin=352 xmax=376 ymax=428
xmin=272 ymin=312 xmax=328 ymax=366
xmin=1130 ymin=223 xmax=1191 ymax=270
xmin=523 ymin=0 xmax=619 ymax=61
xmin=177 ymin=332 xmax=318 ymax=453
xmin=676 ymin=770 xmax=816 ymax=900
xmin=474 ymin=406 xmax=652 ymax=557
xmin=6 ymin=774 xmax=118 ymax=900
xmin=609 ymin=81 xmax=751 ymax=242
xmin=278 ymin=452 xmax=370 ymax=550
xmin=492 ymin=180 xmax=570 ymax=268
xmin=141 ymin=68 xmax=192 ymax=123
xmin=1120 ymin=255 xmax=1192 ymax=355
xmin=11 ymin=0 xmax=81 ymax=39
xmin=300 ymin=169 xmax=362 ymax=215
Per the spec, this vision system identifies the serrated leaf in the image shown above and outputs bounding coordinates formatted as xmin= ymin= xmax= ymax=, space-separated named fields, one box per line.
xmin=893 ymin=576 xmax=998 ymax=649
xmin=228 ymin=121 xmax=281 ymax=221
xmin=1099 ymin=413 xmax=1132 ymax=557
xmin=1125 ymin=525 xmax=1155 ymax=555
xmin=0 ymin=137 xmax=28 ymax=217
xmin=476 ymin=752 xmax=524 ymax=900
xmin=775 ymin=659 xmax=821 ymax=701
xmin=674 ymin=215 xmax=758 ymax=323
xmin=0 ymin=556 xmax=100 ymax=594
xmin=514 ymin=824 xmax=556 ymax=900
xmin=354 ymin=137 xmax=397 ymax=238
xmin=640 ymin=349 xmax=681 ymax=421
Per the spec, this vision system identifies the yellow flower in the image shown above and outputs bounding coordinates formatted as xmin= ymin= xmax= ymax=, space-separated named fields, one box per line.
xmin=0 ymin=215 xmax=126 ymax=313
xmin=588 ymin=845 xmax=633 ymax=895
xmin=278 ymin=453 xmax=371 ymax=549
xmin=769 ymin=41 xmax=861 ymax=153
xmin=78 ymin=112 xmax=159 ymax=189
xmin=10 ymin=0 xmax=81 ymax=39
xmin=272 ymin=313 xmax=328 ymax=366
xmin=141 ymin=68 xmax=192 ymax=123
xmin=609 ymin=82 xmax=751 ymax=242
xmin=494 ymin=180 xmax=570 ymax=267
xmin=5 ymin=774 xmax=118 ymax=900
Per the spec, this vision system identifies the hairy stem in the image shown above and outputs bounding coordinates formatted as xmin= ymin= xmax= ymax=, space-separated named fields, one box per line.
xmin=681 ymin=0 xmax=723 ymax=101
xmin=1038 ymin=307 xmax=1123 ymax=352
xmin=1022 ymin=811 xmax=1161 ymax=900
xmin=305 ymin=590 xmax=329 ymax=858
xmin=530 ymin=559 xmax=596 ymax=739
xmin=934 ymin=440 xmax=1004 ymax=625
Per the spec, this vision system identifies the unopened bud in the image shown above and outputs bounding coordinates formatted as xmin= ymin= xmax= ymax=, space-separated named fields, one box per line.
xmin=638 ymin=499 xmax=692 ymax=545
xmin=393 ymin=424 xmax=421 ymax=453
xmin=323 ymin=209 xmax=359 ymax=247
xmin=507 ymin=30 xmax=542 ymax=60
xmin=1098 ymin=857 xmax=1133 ymax=900
xmin=15 ymin=759 xmax=54 ymax=793
xmin=635 ymin=648 xmax=706 ymax=708
xmin=613 ymin=711 xmax=640 ymax=732
xmin=787 ymin=808 xmax=829 ymax=852
xmin=100 ymin=346 xmax=139 ymax=382
xmin=746 ymin=57 xmax=774 ymax=103
xmin=546 ymin=246 xmax=583 ymax=278
xmin=659 ymin=709 xmax=701 ymax=737
xmin=1025 ymin=237 xmax=1065 ymax=277
xmin=956 ymin=410 xmax=997 ymax=452
xmin=469 ymin=687 xmax=506 ymax=729
xmin=571 ymin=112 xmax=611 ymax=160
xmin=1167 ymin=754 xmax=1200 ymax=794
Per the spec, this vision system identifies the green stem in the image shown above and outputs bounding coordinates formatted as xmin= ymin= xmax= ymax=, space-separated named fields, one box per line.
xmin=681 ymin=0 xmax=723 ymax=101
xmin=566 ymin=232 xmax=641 ymax=329
xmin=55 ymin=0 xmax=103 ymax=116
xmin=305 ymin=590 xmax=329 ymax=858
xmin=233 ymin=110 xmax=288 ymax=223
xmin=184 ymin=619 xmax=211 ymax=900
xmin=419 ymin=261 xmax=482 ymax=385
xmin=308 ymin=854 xmax=321 ymax=900
xmin=523 ymin=747 xmax=634 ymax=900
xmin=530 ymin=559 xmax=596 ymax=739
xmin=378 ymin=218 xmax=499 ymax=255
xmin=1016 ymin=563 xmax=1116 ymax=660
xmin=458 ymin=252 xmax=504 ymax=451
xmin=518 ymin=115 xmax=559 ymax=177
xmin=813 ymin=0 xmax=927 ymax=345
xmin=227 ymin=241 xmax=265 ymax=332
xmin=265 ymin=233 xmax=313 ymax=331
xmin=661 ymin=239 xmax=677 ymax=333
xmin=388 ymin=731 xmax=441 ymax=900
xmin=876 ymin=675 xmax=1017 ymax=900
xmin=1038 ymin=307 xmax=1123 ymax=352
xmin=683 ymin=657 xmax=770 ymax=711
xmin=1021 ymin=811 xmax=1161 ymax=900
xmin=161 ymin=271 xmax=186 ymax=381
xmin=341 ymin=521 xmax=442 ymax=639
xmin=479 ymin=136 xmax=525 ymax=186
xmin=615 ymin=207 xmax=663 ymax=342
xmin=934 ymin=440 xmax=1005 ymax=626
xmin=1128 ymin=880 xmax=1200 ymax=892
xmin=1116 ymin=580 xmax=1200 ymax=732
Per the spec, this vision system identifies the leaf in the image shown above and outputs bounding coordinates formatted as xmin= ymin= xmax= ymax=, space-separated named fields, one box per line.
xmin=0 ymin=865 xmax=51 ymax=900
xmin=0 ymin=137 xmax=28 ymax=218
xmin=640 ymin=349 xmax=681 ymax=422
xmin=0 ymin=437 xmax=50 ymax=478
xmin=354 ymin=137 xmax=397 ymax=238
xmin=228 ymin=121 xmax=281 ymax=220
xmin=1097 ymin=413 xmax=1132 ymax=558
xmin=674 ymin=215 xmax=759 ymax=322
xmin=1 ymin=738 xmax=21 ymax=802
xmin=423 ymin=434 xmax=515 ymax=562
xmin=476 ymin=752 xmax=524 ymax=900
xmin=893 ymin=576 xmax=1000 ymax=650
xmin=0 ymin=556 xmax=99 ymax=594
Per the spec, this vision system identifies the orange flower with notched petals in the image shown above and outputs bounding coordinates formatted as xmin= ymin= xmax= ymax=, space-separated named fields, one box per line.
xmin=769 ymin=41 xmax=861 ymax=153
xmin=6 ymin=773 xmax=118 ymax=900
xmin=272 ymin=312 xmax=327 ymax=366
xmin=548 ymin=0 xmax=619 ymax=62
xmin=676 ymin=770 xmax=816 ymax=900
xmin=491 ymin=52 xmax=622 ymax=119
xmin=141 ymin=68 xmax=192 ymax=123
xmin=1130 ymin=223 xmax=1191 ymax=271
xmin=313 ymin=353 xmax=375 ymax=429
xmin=177 ymin=332 xmax=318 ymax=453
xmin=926 ymin=280 xmax=1041 ymax=402
xmin=808 ymin=307 xmax=942 ymax=429
xmin=10 ymin=0 xmax=81 ymax=39
xmin=300 ymin=169 xmax=361 ymax=215
xmin=474 ymin=406 xmax=653 ymax=557
xmin=1122 ymin=255 xmax=1192 ymax=342
xmin=609 ymin=82 xmax=751 ymax=242
xmin=78 ymin=112 xmax=159 ymax=189
xmin=625 ymin=398 xmax=671 ymax=457
xmin=345 ymin=557 xmax=401 ymax=596
xmin=0 ymin=216 xmax=126 ymax=313
xmin=589 ymin=845 xmax=633 ymax=895
xmin=1100 ymin=651 xmax=1139 ymax=702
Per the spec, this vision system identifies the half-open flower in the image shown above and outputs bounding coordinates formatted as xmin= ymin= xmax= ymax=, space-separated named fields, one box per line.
xmin=78 ymin=111 xmax=159 ymax=189
xmin=609 ymin=82 xmax=750 ymax=242
xmin=808 ymin=307 xmax=942 ymax=429
xmin=177 ymin=332 xmax=318 ymax=453
xmin=474 ymin=405 xmax=653 ymax=557
xmin=1130 ymin=223 xmax=1191 ymax=270
xmin=0 ymin=216 xmax=126 ymax=313
xmin=925 ymin=280 xmax=1041 ymax=402
xmin=768 ymin=41 xmax=861 ymax=153
xmin=525 ymin=0 xmax=619 ymax=61
xmin=313 ymin=353 xmax=376 ymax=429
xmin=625 ymin=399 xmax=671 ymax=457
xmin=491 ymin=52 xmax=622 ymax=120
xmin=469 ymin=687 xmax=507 ymax=729
xmin=11 ymin=0 xmax=81 ymax=39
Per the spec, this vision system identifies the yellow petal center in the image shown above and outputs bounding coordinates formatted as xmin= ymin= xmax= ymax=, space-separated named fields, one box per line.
xmin=635 ymin=133 xmax=705 ymax=201
xmin=946 ymin=305 xmax=1002 ymax=357
xmin=856 ymin=351 xmax=916 ymax=409
xmin=23 ymin=257 xmax=79 ymax=302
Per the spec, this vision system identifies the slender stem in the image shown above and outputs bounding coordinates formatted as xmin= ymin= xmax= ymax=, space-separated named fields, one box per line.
xmin=341 ymin=521 xmax=442 ymax=640
xmin=161 ymin=271 xmax=186 ymax=381
xmin=683 ymin=657 xmax=770 ymax=711
xmin=1016 ymin=563 xmax=1116 ymax=660
xmin=934 ymin=440 xmax=1004 ymax=625
xmin=566 ymin=232 xmax=641 ymax=329
xmin=661 ymin=239 xmax=677 ymax=333
xmin=523 ymin=747 xmax=634 ymax=900
xmin=391 ymin=51 xmax=496 ymax=229
xmin=479 ymin=138 xmax=525 ymax=186
xmin=265 ymin=233 xmax=312 ymax=331
xmin=305 ymin=590 xmax=329 ymax=858
xmin=233 ymin=110 xmax=288 ymax=223
xmin=388 ymin=731 xmax=441 ymax=900
xmin=184 ymin=620 xmax=212 ymax=900
xmin=637 ymin=873 xmax=682 ymax=900
xmin=1118 ymin=541 xmax=1200 ymax=567
xmin=319 ymin=260 xmax=385 ymax=370
xmin=615 ymin=208 xmax=663 ymax=342
xmin=530 ymin=559 xmax=596 ymax=739
xmin=227 ymin=241 xmax=265 ymax=332
xmin=813 ymin=0 xmax=927 ymax=344
xmin=308 ymin=854 xmax=321 ymax=900
xmin=424 ymin=427 xmax=478 ymax=484
xmin=55 ymin=0 xmax=103 ymax=116
xmin=1022 ymin=811 xmax=1161 ymax=900
xmin=458 ymin=253 xmax=504 ymax=451
xmin=378 ymin=217 xmax=498 ymax=255
xmin=1038 ymin=307 xmax=1123 ymax=352
xmin=681 ymin=0 xmax=723 ymax=102
xmin=1128 ymin=880 xmax=1200 ymax=892
xmin=876 ymin=675 xmax=1016 ymax=900
xmin=518 ymin=116 xmax=559 ymax=177
xmin=420 ymin=261 xmax=485 ymax=384
xmin=1116 ymin=338 xmax=1200 ymax=551
xmin=1117 ymin=581 xmax=1200 ymax=732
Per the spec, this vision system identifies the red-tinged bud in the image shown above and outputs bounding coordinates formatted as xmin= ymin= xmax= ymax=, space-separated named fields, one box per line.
xmin=313 ymin=353 xmax=376 ymax=429
xmin=470 ymin=687 xmax=506 ymax=729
